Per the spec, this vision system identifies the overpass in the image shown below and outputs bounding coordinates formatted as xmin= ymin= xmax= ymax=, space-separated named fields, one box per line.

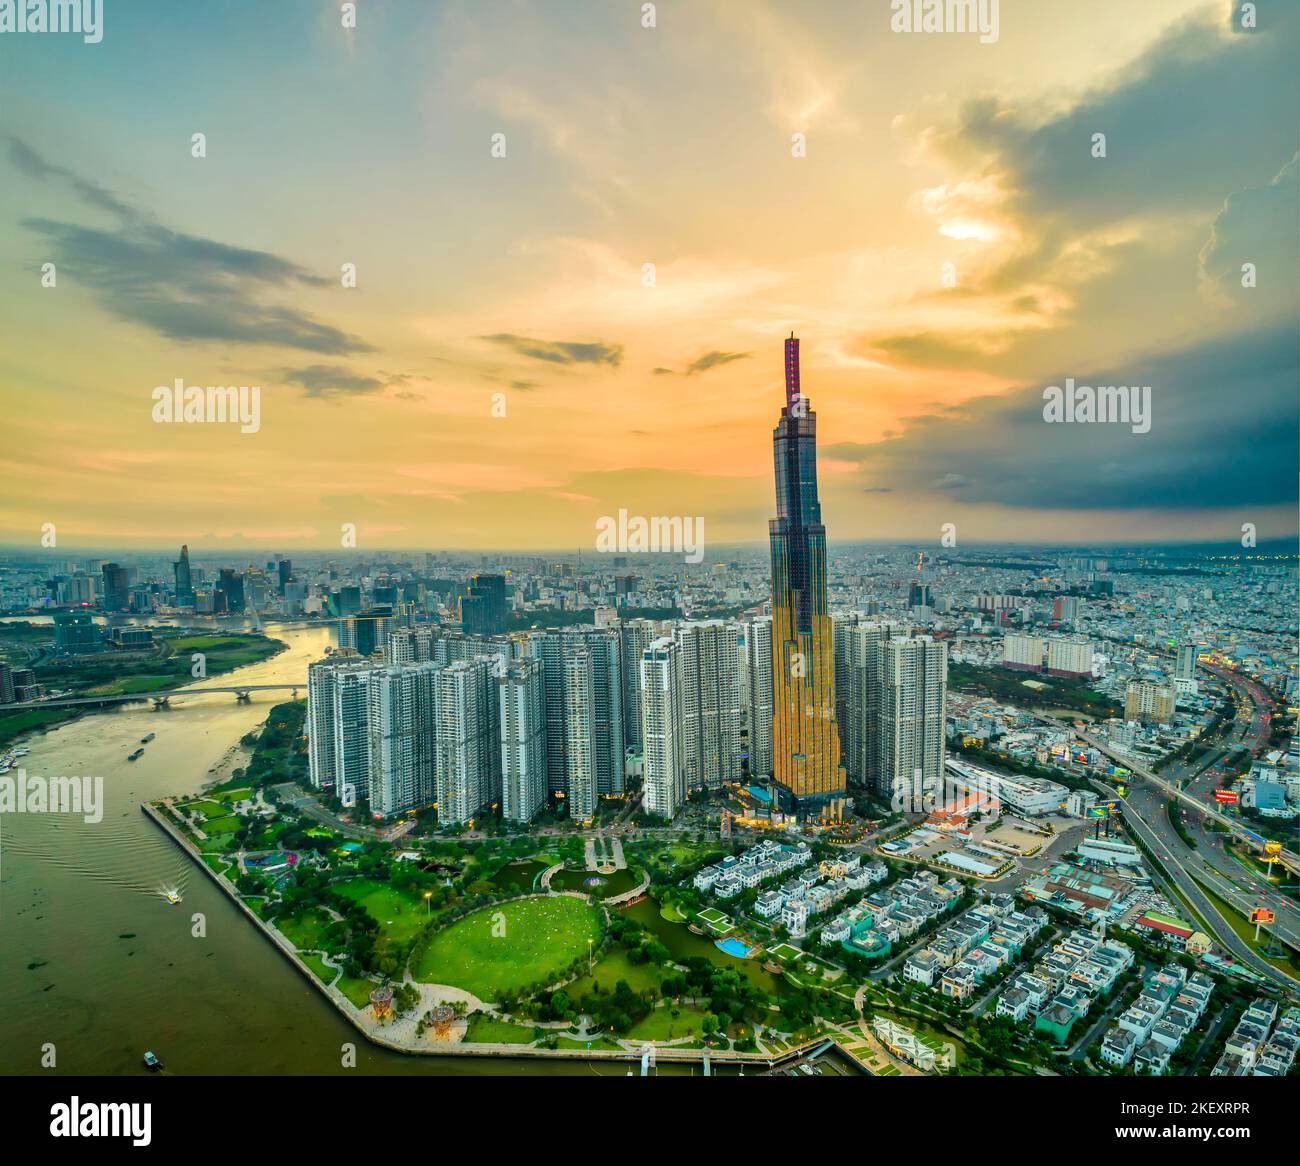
xmin=24 ymin=684 xmax=305 ymax=708
xmin=1040 ymin=714 xmax=1299 ymax=878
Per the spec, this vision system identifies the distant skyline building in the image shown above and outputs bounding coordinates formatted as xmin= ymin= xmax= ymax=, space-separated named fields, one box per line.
xmin=460 ymin=573 xmax=508 ymax=636
xmin=101 ymin=562 xmax=129 ymax=612
xmin=768 ymin=335 xmax=846 ymax=814
xmin=173 ymin=544 xmax=194 ymax=606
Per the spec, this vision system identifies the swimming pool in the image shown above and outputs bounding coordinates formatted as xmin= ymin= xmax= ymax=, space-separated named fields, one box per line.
xmin=716 ymin=936 xmax=755 ymax=958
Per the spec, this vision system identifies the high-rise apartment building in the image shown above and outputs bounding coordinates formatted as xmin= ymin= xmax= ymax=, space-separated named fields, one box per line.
xmin=1045 ymin=635 xmax=1092 ymax=678
xmin=499 ymin=658 xmax=548 ymax=824
xmin=433 ymin=659 xmax=494 ymax=825
xmin=877 ymin=635 xmax=948 ymax=805
xmin=738 ymin=616 xmax=774 ymax=782
xmin=1125 ymin=680 xmax=1177 ymax=725
xmin=675 ymin=620 xmax=743 ymax=790
xmin=640 ymin=637 xmax=685 ymax=818
xmin=1002 ymin=632 xmax=1046 ymax=672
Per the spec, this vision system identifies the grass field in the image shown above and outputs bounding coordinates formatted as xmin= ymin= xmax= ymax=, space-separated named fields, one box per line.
xmin=338 ymin=974 xmax=377 ymax=1009
xmin=334 ymin=878 xmax=430 ymax=944
xmin=568 ymin=946 xmax=664 ymax=1002
xmin=412 ymin=895 xmax=602 ymax=999
xmin=300 ymin=952 xmax=337 ymax=984
xmin=274 ymin=909 xmax=336 ymax=951
xmin=625 ymin=1004 xmax=706 ymax=1043
xmin=464 ymin=1014 xmax=538 ymax=1044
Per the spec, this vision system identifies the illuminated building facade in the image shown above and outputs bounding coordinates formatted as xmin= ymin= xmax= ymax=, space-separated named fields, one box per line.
xmin=768 ymin=335 xmax=846 ymax=813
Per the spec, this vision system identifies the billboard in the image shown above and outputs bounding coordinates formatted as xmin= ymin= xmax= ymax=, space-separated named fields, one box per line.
xmin=1250 ymin=908 xmax=1276 ymax=925
xmin=1086 ymin=806 xmax=1108 ymax=819
xmin=1264 ymin=841 xmax=1282 ymax=856
xmin=1214 ymin=789 xmax=1239 ymax=804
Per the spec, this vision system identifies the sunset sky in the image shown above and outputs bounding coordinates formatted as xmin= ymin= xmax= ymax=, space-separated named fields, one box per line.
xmin=1 ymin=0 xmax=1295 ymax=551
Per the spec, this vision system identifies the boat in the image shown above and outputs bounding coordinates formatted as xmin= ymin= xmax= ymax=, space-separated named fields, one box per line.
xmin=164 ymin=890 xmax=182 ymax=906
xmin=142 ymin=1051 xmax=163 ymax=1071
xmin=127 ymin=749 xmax=144 ymax=761
xmin=140 ymin=732 xmax=156 ymax=744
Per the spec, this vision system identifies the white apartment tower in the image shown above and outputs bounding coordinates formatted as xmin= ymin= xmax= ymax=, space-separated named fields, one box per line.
xmin=499 ymin=657 xmax=548 ymax=824
xmin=640 ymin=637 xmax=685 ymax=818
xmin=877 ymin=635 xmax=948 ymax=804
xmin=674 ymin=620 xmax=743 ymax=790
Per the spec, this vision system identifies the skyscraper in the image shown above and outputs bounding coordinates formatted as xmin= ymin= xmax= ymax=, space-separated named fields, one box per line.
xmin=768 ymin=335 xmax=846 ymax=814
xmin=101 ymin=562 xmax=129 ymax=612
xmin=174 ymin=544 xmax=194 ymax=606
xmin=460 ymin=573 xmax=508 ymax=636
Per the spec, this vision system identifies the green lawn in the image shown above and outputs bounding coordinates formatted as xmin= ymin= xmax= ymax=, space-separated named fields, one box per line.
xmin=299 ymin=952 xmax=337 ymax=985
xmin=338 ymin=974 xmax=377 ymax=1009
xmin=334 ymin=878 xmax=430 ymax=944
xmin=274 ymin=909 xmax=336 ymax=951
xmin=199 ymin=815 xmax=241 ymax=835
xmin=181 ymin=799 xmax=227 ymax=818
xmin=412 ymin=895 xmax=602 ymax=999
xmin=464 ymin=1014 xmax=537 ymax=1044
xmin=625 ymin=1003 xmax=707 ymax=1043
xmin=568 ymin=946 xmax=664 ymax=1002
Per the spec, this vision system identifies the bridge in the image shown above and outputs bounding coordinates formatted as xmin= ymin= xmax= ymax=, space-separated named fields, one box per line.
xmin=25 ymin=684 xmax=305 ymax=709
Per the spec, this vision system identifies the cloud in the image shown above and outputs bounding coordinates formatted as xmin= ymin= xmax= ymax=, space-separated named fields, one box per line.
xmin=479 ymin=333 xmax=623 ymax=367
xmin=685 ymin=350 xmax=752 ymax=376
xmin=280 ymin=365 xmax=388 ymax=398
xmin=852 ymin=323 xmax=1297 ymax=511
xmin=11 ymin=139 xmax=370 ymax=355
xmin=1199 ymin=153 xmax=1299 ymax=302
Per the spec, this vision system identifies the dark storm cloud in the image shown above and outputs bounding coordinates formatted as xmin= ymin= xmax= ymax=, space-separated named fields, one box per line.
xmin=852 ymin=324 xmax=1297 ymax=511
xmin=480 ymin=333 xmax=623 ymax=368
xmin=11 ymin=139 xmax=370 ymax=356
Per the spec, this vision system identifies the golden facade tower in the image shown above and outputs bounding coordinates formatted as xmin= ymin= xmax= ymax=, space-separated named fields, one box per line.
xmin=769 ymin=335 xmax=846 ymax=813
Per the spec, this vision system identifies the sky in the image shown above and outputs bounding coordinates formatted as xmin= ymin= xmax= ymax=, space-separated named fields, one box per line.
xmin=0 ymin=0 xmax=1296 ymax=552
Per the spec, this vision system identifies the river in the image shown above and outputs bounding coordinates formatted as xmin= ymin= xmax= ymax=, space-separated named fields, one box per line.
xmin=0 ymin=619 xmax=652 ymax=1076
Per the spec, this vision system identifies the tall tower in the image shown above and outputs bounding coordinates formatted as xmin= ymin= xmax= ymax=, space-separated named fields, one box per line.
xmin=769 ymin=335 xmax=846 ymax=813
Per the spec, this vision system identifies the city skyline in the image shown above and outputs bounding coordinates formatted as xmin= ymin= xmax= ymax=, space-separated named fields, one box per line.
xmin=2 ymin=1 xmax=1296 ymax=551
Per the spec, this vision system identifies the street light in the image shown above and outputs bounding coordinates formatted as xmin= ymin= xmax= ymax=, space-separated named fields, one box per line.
xmin=424 ymin=890 xmax=433 ymax=916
